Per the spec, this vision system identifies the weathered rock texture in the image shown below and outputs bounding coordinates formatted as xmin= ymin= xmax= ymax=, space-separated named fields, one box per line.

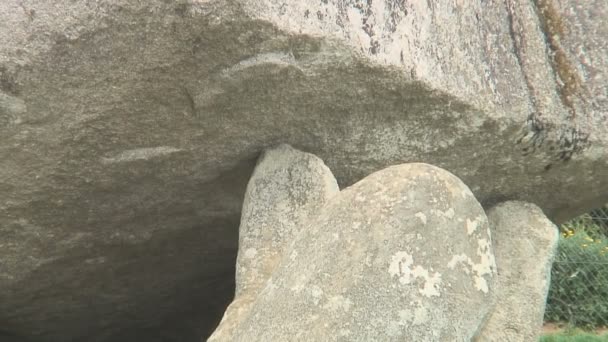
xmin=476 ymin=201 xmax=559 ymax=342
xmin=208 ymin=144 xmax=339 ymax=341
xmin=222 ymin=160 xmax=497 ymax=341
xmin=211 ymin=150 xmax=563 ymax=341
xmin=0 ymin=0 xmax=606 ymax=340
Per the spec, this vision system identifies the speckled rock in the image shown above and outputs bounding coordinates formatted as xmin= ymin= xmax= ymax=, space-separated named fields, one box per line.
xmin=0 ymin=0 xmax=606 ymax=340
xmin=226 ymin=163 xmax=496 ymax=341
xmin=208 ymin=144 xmax=339 ymax=341
xmin=475 ymin=201 xmax=559 ymax=342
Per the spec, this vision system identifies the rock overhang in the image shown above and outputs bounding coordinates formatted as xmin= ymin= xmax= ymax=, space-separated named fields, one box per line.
xmin=0 ymin=0 xmax=606 ymax=341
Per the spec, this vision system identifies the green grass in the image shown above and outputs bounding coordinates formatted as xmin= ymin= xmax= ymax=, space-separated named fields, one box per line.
xmin=540 ymin=332 xmax=608 ymax=342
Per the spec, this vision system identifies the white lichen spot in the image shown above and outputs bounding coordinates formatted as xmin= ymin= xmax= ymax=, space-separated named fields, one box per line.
xmin=243 ymin=248 xmax=257 ymax=259
xmin=474 ymin=275 xmax=489 ymax=293
xmin=446 ymin=237 xmax=496 ymax=293
xmin=414 ymin=212 xmax=427 ymax=224
xmin=389 ymin=251 xmax=414 ymax=284
xmin=466 ymin=218 xmax=479 ymax=235
xmin=447 ymin=254 xmax=470 ymax=272
xmin=346 ymin=7 xmax=372 ymax=53
xmin=412 ymin=266 xmax=441 ymax=297
xmin=389 ymin=251 xmax=442 ymax=297
xmin=471 ymin=237 xmax=497 ymax=293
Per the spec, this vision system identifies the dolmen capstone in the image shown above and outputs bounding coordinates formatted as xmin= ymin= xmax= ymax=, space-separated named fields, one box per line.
xmin=1 ymin=0 xmax=605 ymax=340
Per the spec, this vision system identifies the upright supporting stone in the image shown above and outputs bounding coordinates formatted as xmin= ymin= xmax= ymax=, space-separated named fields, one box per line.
xmin=208 ymin=144 xmax=339 ymax=341
xmin=224 ymin=162 xmax=497 ymax=341
xmin=475 ymin=201 xmax=559 ymax=341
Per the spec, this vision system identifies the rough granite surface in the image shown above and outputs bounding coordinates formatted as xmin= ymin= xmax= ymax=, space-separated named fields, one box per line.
xmin=230 ymin=162 xmax=497 ymax=341
xmin=476 ymin=201 xmax=559 ymax=342
xmin=208 ymin=144 xmax=339 ymax=341
xmin=0 ymin=0 xmax=605 ymax=340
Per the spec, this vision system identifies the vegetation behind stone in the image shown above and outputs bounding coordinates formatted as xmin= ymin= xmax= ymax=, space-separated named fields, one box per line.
xmin=545 ymin=217 xmax=608 ymax=329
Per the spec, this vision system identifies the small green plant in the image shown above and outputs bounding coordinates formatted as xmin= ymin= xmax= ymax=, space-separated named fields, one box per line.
xmin=544 ymin=221 xmax=608 ymax=329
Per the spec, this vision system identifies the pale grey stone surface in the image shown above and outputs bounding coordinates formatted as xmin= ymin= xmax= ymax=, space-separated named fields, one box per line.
xmin=0 ymin=0 xmax=605 ymax=340
xmin=208 ymin=144 xmax=339 ymax=341
xmin=476 ymin=201 xmax=559 ymax=342
xmin=227 ymin=163 xmax=496 ymax=341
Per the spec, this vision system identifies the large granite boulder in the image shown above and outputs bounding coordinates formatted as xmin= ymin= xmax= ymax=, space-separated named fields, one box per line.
xmin=223 ymin=157 xmax=497 ymax=341
xmin=0 ymin=0 xmax=606 ymax=340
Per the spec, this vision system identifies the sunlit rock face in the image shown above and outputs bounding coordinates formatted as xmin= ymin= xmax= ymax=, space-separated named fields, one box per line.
xmin=219 ymin=152 xmax=497 ymax=341
xmin=0 ymin=0 xmax=605 ymax=340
